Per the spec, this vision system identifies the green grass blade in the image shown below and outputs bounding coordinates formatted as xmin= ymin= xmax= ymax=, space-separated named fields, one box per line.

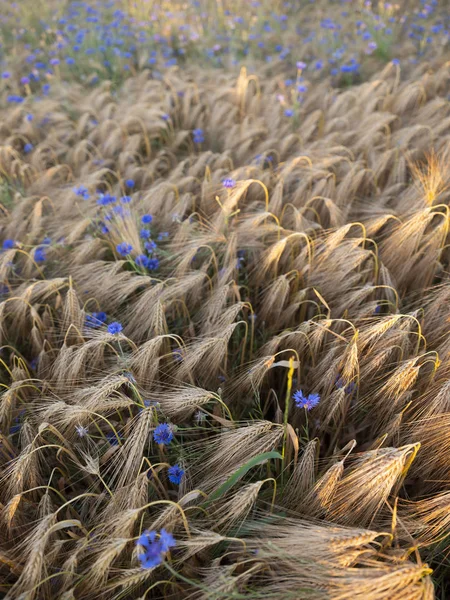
xmin=205 ymin=451 xmax=283 ymax=506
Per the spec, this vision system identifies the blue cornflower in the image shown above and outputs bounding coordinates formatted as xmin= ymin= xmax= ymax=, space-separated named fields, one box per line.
xmin=113 ymin=205 xmax=126 ymax=217
xmin=140 ymin=228 xmax=151 ymax=239
xmin=50 ymin=58 xmax=60 ymax=66
xmin=97 ymin=193 xmax=115 ymax=206
xmin=74 ymin=185 xmax=89 ymax=199
xmin=153 ymin=423 xmax=174 ymax=445
xmin=106 ymin=431 xmax=121 ymax=446
xmin=147 ymin=258 xmax=159 ymax=270
xmin=75 ymin=424 xmax=89 ymax=438
xmin=86 ymin=311 xmax=107 ymax=328
xmin=2 ymin=239 xmax=15 ymax=250
xmin=162 ymin=113 xmax=170 ymax=121
xmin=26 ymin=114 xmax=34 ymax=122
xmin=24 ymin=143 xmax=33 ymax=154
xmin=222 ymin=178 xmax=236 ymax=188
xmin=135 ymin=254 xmax=149 ymax=268
xmin=7 ymin=95 xmax=24 ymax=104
xmin=42 ymin=84 xmax=50 ymax=95
xmin=107 ymin=322 xmax=123 ymax=335
xmin=173 ymin=347 xmax=183 ymax=362
xmin=125 ymin=179 xmax=135 ymax=188
xmin=161 ymin=530 xmax=176 ymax=552
xmin=341 ymin=63 xmax=359 ymax=73
xmin=66 ymin=57 xmax=76 ymax=65
xmin=141 ymin=214 xmax=153 ymax=224
xmin=120 ymin=195 xmax=132 ymax=204
xmin=168 ymin=464 xmax=184 ymax=485
xmin=293 ymin=390 xmax=320 ymax=410
xmin=296 ymin=61 xmax=307 ymax=69
xmin=137 ymin=529 xmax=176 ymax=569
xmin=2 ymin=71 xmax=10 ymax=79
xmin=116 ymin=242 xmax=133 ymax=256
xmin=34 ymin=247 xmax=46 ymax=263
xmin=21 ymin=76 xmax=30 ymax=85
xmin=193 ymin=128 xmax=204 ymax=143
xmin=137 ymin=530 xmax=158 ymax=566
xmin=145 ymin=240 xmax=157 ymax=253
xmin=335 ymin=376 xmax=345 ymax=389
xmin=345 ymin=381 xmax=356 ymax=394
xmin=284 ymin=108 xmax=294 ymax=117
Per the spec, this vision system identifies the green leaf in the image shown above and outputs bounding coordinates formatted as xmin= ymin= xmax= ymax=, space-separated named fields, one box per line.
xmin=205 ymin=451 xmax=283 ymax=506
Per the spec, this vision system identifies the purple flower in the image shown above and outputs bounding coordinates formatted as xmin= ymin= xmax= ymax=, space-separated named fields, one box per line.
xmin=193 ymin=128 xmax=204 ymax=143
xmin=107 ymin=321 xmax=123 ymax=335
xmin=97 ymin=193 xmax=115 ymax=206
xmin=296 ymin=61 xmax=307 ymax=69
xmin=293 ymin=390 xmax=320 ymax=410
xmin=153 ymin=423 xmax=173 ymax=445
xmin=284 ymin=108 xmax=294 ymax=117
xmin=2 ymin=239 xmax=15 ymax=250
xmin=34 ymin=247 xmax=46 ymax=263
xmin=74 ymin=185 xmax=89 ymax=199
xmin=135 ymin=254 xmax=149 ymax=268
xmin=147 ymin=258 xmax=159 ymax=270
xmin=168 ymin=464 xmax=184 ymax=484
xmin=222 ymin=178 xmax=236 ymax=188
xmin=75 ymin=425 xmax=88 ymax=438
xmin=137 ymin=529 xmax=176 ymax=569
xmin=345 ymin=382 xmax=356 ymax=394
xmin=116 ymin=242 xmax=133 ymax=256
xmin=335 ymin=376 xmax=345 ymax=390
xmin=145 ymin=240 xmax=157 ymax=253
xmin=106 ymin=431 xmax=122 ymax=446
xmin=86 ymin=311 xmax=107 ymax=328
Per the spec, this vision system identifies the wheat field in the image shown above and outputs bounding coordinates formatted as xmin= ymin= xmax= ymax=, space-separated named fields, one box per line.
xmin=0 ymin=1 xmax=450 ymax=599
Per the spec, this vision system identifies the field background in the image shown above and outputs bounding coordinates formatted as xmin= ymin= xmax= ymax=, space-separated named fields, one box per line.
xmin=0 ymin=1 xmax=450 ymax=599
